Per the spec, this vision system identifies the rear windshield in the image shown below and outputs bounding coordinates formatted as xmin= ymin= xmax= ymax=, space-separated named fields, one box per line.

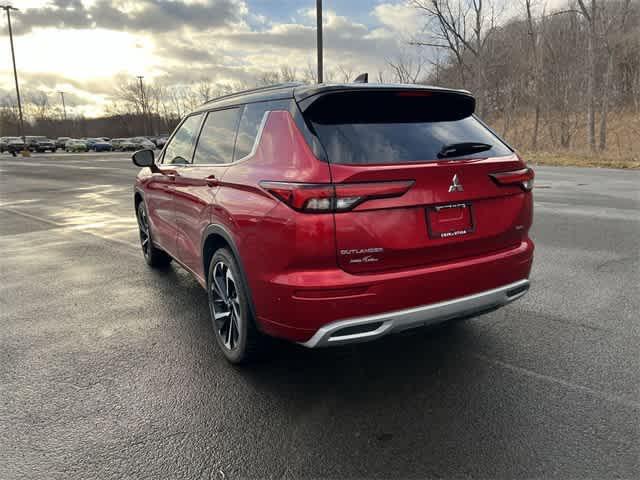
xmin=304 ymin=91 xmax=511 ymax=165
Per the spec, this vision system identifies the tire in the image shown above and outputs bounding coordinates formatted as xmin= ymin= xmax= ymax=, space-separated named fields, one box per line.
xmin=207 ymin=248 xmax=265 ymax=364
xmin=136 ymin=202 xmax=172 ymax=268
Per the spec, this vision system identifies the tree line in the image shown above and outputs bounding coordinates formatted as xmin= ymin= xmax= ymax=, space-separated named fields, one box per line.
xmin=411 ymin=0 xmax=639 ymax=153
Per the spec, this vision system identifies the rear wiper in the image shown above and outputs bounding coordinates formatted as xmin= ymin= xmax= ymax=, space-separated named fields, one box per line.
xmin=437 ymin=142 xmax=492 ymax=159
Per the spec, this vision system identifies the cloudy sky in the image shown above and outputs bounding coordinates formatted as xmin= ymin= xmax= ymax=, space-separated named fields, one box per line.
xmin=0 ymin=0 xmax=429 ymax=116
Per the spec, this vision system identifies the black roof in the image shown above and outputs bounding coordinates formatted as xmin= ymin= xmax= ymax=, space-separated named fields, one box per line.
xmin=194 ymin=82 xmax=472 ymax=112
xmin=194 ymin=82 xmax=303 ymax=112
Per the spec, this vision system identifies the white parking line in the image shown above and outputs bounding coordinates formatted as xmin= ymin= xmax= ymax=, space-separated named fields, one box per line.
xmin=2 ymin=207 xmax=140 ymax=251
xmin=0 ymin=160 xmax=132 ymax=171
xmin=0 ymin=199 xmax=40 ymax=208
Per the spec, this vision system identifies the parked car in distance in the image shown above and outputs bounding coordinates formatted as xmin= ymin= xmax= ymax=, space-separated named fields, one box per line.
xmin=92 ymin=139 xmax=113 ymax=152
xmin=132 ymin=82 xmax=534 ymax=364
xmin=56 ymin=137 xmax=71 ymax=149
xmin=112 ymin=138 xmax=137 ymax=151
xmin=0 ymin=136 xmax=11 ymax=152
xmin=154 ymin=136 xmax=168 ymax=148
xmin=149 ymin=136 xmax=168 ymax=148
xmin=35 ymin=138 xmax=57 ymax=153
xmin=130 ymin=137 xmax=157 ymax=150
xmin=1 ymin=136 xmax=26 ymax=155
xmin=26 ymin=136 xmax=57 ymax=153
xmin=84 ymin=138 xmax=103 ymax=150
xmin=24 ymin=136 xmax=42 ymax=151
xmin=65 ymin=139 xmax=88 ymax=152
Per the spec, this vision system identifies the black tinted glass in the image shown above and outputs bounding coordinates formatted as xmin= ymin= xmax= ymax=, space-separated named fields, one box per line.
xmin=163 ymin=114 xmax=203 ymax=164
xmin=193 ymin=108 xmax=241 ymax=164
xmin=305 ymin=91 xmax=511 ymax=164
xmin=234 ymin=100 xmax=290 ymax=161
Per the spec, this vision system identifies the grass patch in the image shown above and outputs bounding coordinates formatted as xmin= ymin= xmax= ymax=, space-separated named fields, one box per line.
xmin=488 ymin=111 xmax=640 ymax=169
xmin=523 ymin=151 xmax=640 ymax=169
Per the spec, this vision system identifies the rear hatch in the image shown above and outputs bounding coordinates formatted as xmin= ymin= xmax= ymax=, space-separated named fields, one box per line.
xmin=299 ymin=87 xmax=533 ymax=274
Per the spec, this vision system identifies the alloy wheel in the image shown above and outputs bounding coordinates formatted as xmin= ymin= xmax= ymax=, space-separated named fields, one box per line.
xmin=210 ymin=261 xmax=241 ymax=351
xmin=137 ymin=205 xmax=150 ymax=258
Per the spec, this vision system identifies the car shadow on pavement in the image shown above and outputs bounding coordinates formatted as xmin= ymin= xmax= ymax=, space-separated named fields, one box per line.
xmin=242 ymin=320 xmax=476 ymax=400
xmin=155 ymin=262 xmax=480 ymax=388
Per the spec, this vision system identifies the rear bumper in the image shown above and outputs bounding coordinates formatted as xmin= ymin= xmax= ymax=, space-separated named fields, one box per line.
xmin=255 ymin=239 xmax=534 ymax=342
xmin=300 ymin=279 xmax=529 ymax=348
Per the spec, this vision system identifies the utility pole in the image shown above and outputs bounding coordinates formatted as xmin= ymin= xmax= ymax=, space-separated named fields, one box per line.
xmin=58 ymin=91 xmax=67 ymax=137
xmin=316 ymin=0 xmax=323 ymax=83
xmin=2 ymin=4 xmax=28 ymax=156
xmin=58 ymin=91 xmax=67 ymax=120
xmin=137 ymin=75 xmax=147 ymax=135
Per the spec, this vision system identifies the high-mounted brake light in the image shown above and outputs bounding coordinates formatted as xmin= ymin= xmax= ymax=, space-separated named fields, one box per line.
xmin=489 ymin=168 xmax=535 ymax=191
xmin=396 ymin=91 xmax=433 ymax=97
xmin=260 ymin=180 xmax=414 ymax=213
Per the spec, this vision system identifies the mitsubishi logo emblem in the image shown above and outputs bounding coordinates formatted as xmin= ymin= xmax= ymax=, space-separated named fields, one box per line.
xmin=448 ymin=174 xmax=464 ymax=193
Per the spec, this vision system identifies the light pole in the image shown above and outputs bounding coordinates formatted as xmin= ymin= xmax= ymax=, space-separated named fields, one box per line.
xmin=1 ymin=4 xmax=28 ymax=156
xmin=137 ymin=75 xmax=147 ymax=135
xmin=316 ymin=0 xmax=323 ymax=83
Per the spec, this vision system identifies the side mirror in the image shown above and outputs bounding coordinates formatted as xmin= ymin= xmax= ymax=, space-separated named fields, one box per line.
xmin=132 ymin=149 xmax=155 ymax=168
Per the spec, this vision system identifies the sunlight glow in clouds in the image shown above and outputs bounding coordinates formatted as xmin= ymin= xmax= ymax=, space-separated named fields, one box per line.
xmin=7 ymin=29 xmax=156 ymax=80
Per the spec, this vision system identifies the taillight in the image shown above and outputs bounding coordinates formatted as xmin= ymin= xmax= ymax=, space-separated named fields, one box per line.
xmin=260 ymin=180 xmax=414 ymax=213
xmin=489 ymin=168 xmax=534 ymax=191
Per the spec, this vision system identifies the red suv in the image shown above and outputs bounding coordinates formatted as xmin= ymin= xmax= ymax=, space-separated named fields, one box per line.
xmin=132 ymin=83 xmax=534 ymax=363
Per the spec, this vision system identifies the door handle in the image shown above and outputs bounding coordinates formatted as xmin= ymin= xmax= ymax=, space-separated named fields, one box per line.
xmin=205 ymin=175 xmax=219 ymax=187
xmin=157 ymin=168 xmax=178 ymax=179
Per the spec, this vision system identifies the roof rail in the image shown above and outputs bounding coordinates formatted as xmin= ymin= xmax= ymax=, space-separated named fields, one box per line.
xmin=201 ymin=82 xmax=304 ymax=106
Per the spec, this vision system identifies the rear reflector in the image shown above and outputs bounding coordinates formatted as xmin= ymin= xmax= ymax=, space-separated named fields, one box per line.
xmin=260 ymin=180 xmax=414 ymax=213
xmin=489 ymin=168 xmax=535 ymax=191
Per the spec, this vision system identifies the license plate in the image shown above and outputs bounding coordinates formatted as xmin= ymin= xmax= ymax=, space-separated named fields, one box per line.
xmin=426 ymin=203 xmax=475 ymax=239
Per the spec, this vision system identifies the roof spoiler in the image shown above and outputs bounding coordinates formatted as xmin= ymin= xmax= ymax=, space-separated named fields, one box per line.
xmin=295 ymin=85 xmax=475 ymax=117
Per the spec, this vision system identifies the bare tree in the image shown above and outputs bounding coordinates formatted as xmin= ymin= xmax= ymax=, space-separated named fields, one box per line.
xmin=411 ymin=0 xmax=501 ymax=115
xmin=27 ymin=91 xmax=51 ymax=121
xmin=336 ymin=64 xmax=355 ymax=83
xmin=597 ymin=0 xmax=632 ymax=150
xmin=524 ymin=0 xmax=542 ymax=149
xmin=575 ymin=0 xmax=599 ymax=151
xmin=387 ymin=51 xmax=426 ymax=84
xmin=256 ymin=71 xmax=281 ymax=86
xmin=114 ymin=77 xmax=145 ymax=115
xmin=196 ymin=79 xmax=215 ymax=103
xmin=303 ymin=62 xmax=318 ymax=83
xmin=279 ymin=65 xmax=298 ymax=82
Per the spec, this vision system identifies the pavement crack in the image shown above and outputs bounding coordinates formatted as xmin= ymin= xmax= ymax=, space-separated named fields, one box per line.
xmin=471 ymin=352 xmax=640 ymax=410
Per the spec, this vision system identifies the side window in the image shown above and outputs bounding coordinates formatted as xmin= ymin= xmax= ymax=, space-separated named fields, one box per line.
xmin=233 ymin=100 xmax=290 ymax=161
xmin=192 ymin=108 xmax=241 ymax=164
xmin=163 ymin=114 xmax=203 ymax=164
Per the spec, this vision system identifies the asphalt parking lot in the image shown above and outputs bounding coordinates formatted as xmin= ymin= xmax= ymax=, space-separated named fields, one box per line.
xmin=1 ymin=153 xmax=638 ymax=479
